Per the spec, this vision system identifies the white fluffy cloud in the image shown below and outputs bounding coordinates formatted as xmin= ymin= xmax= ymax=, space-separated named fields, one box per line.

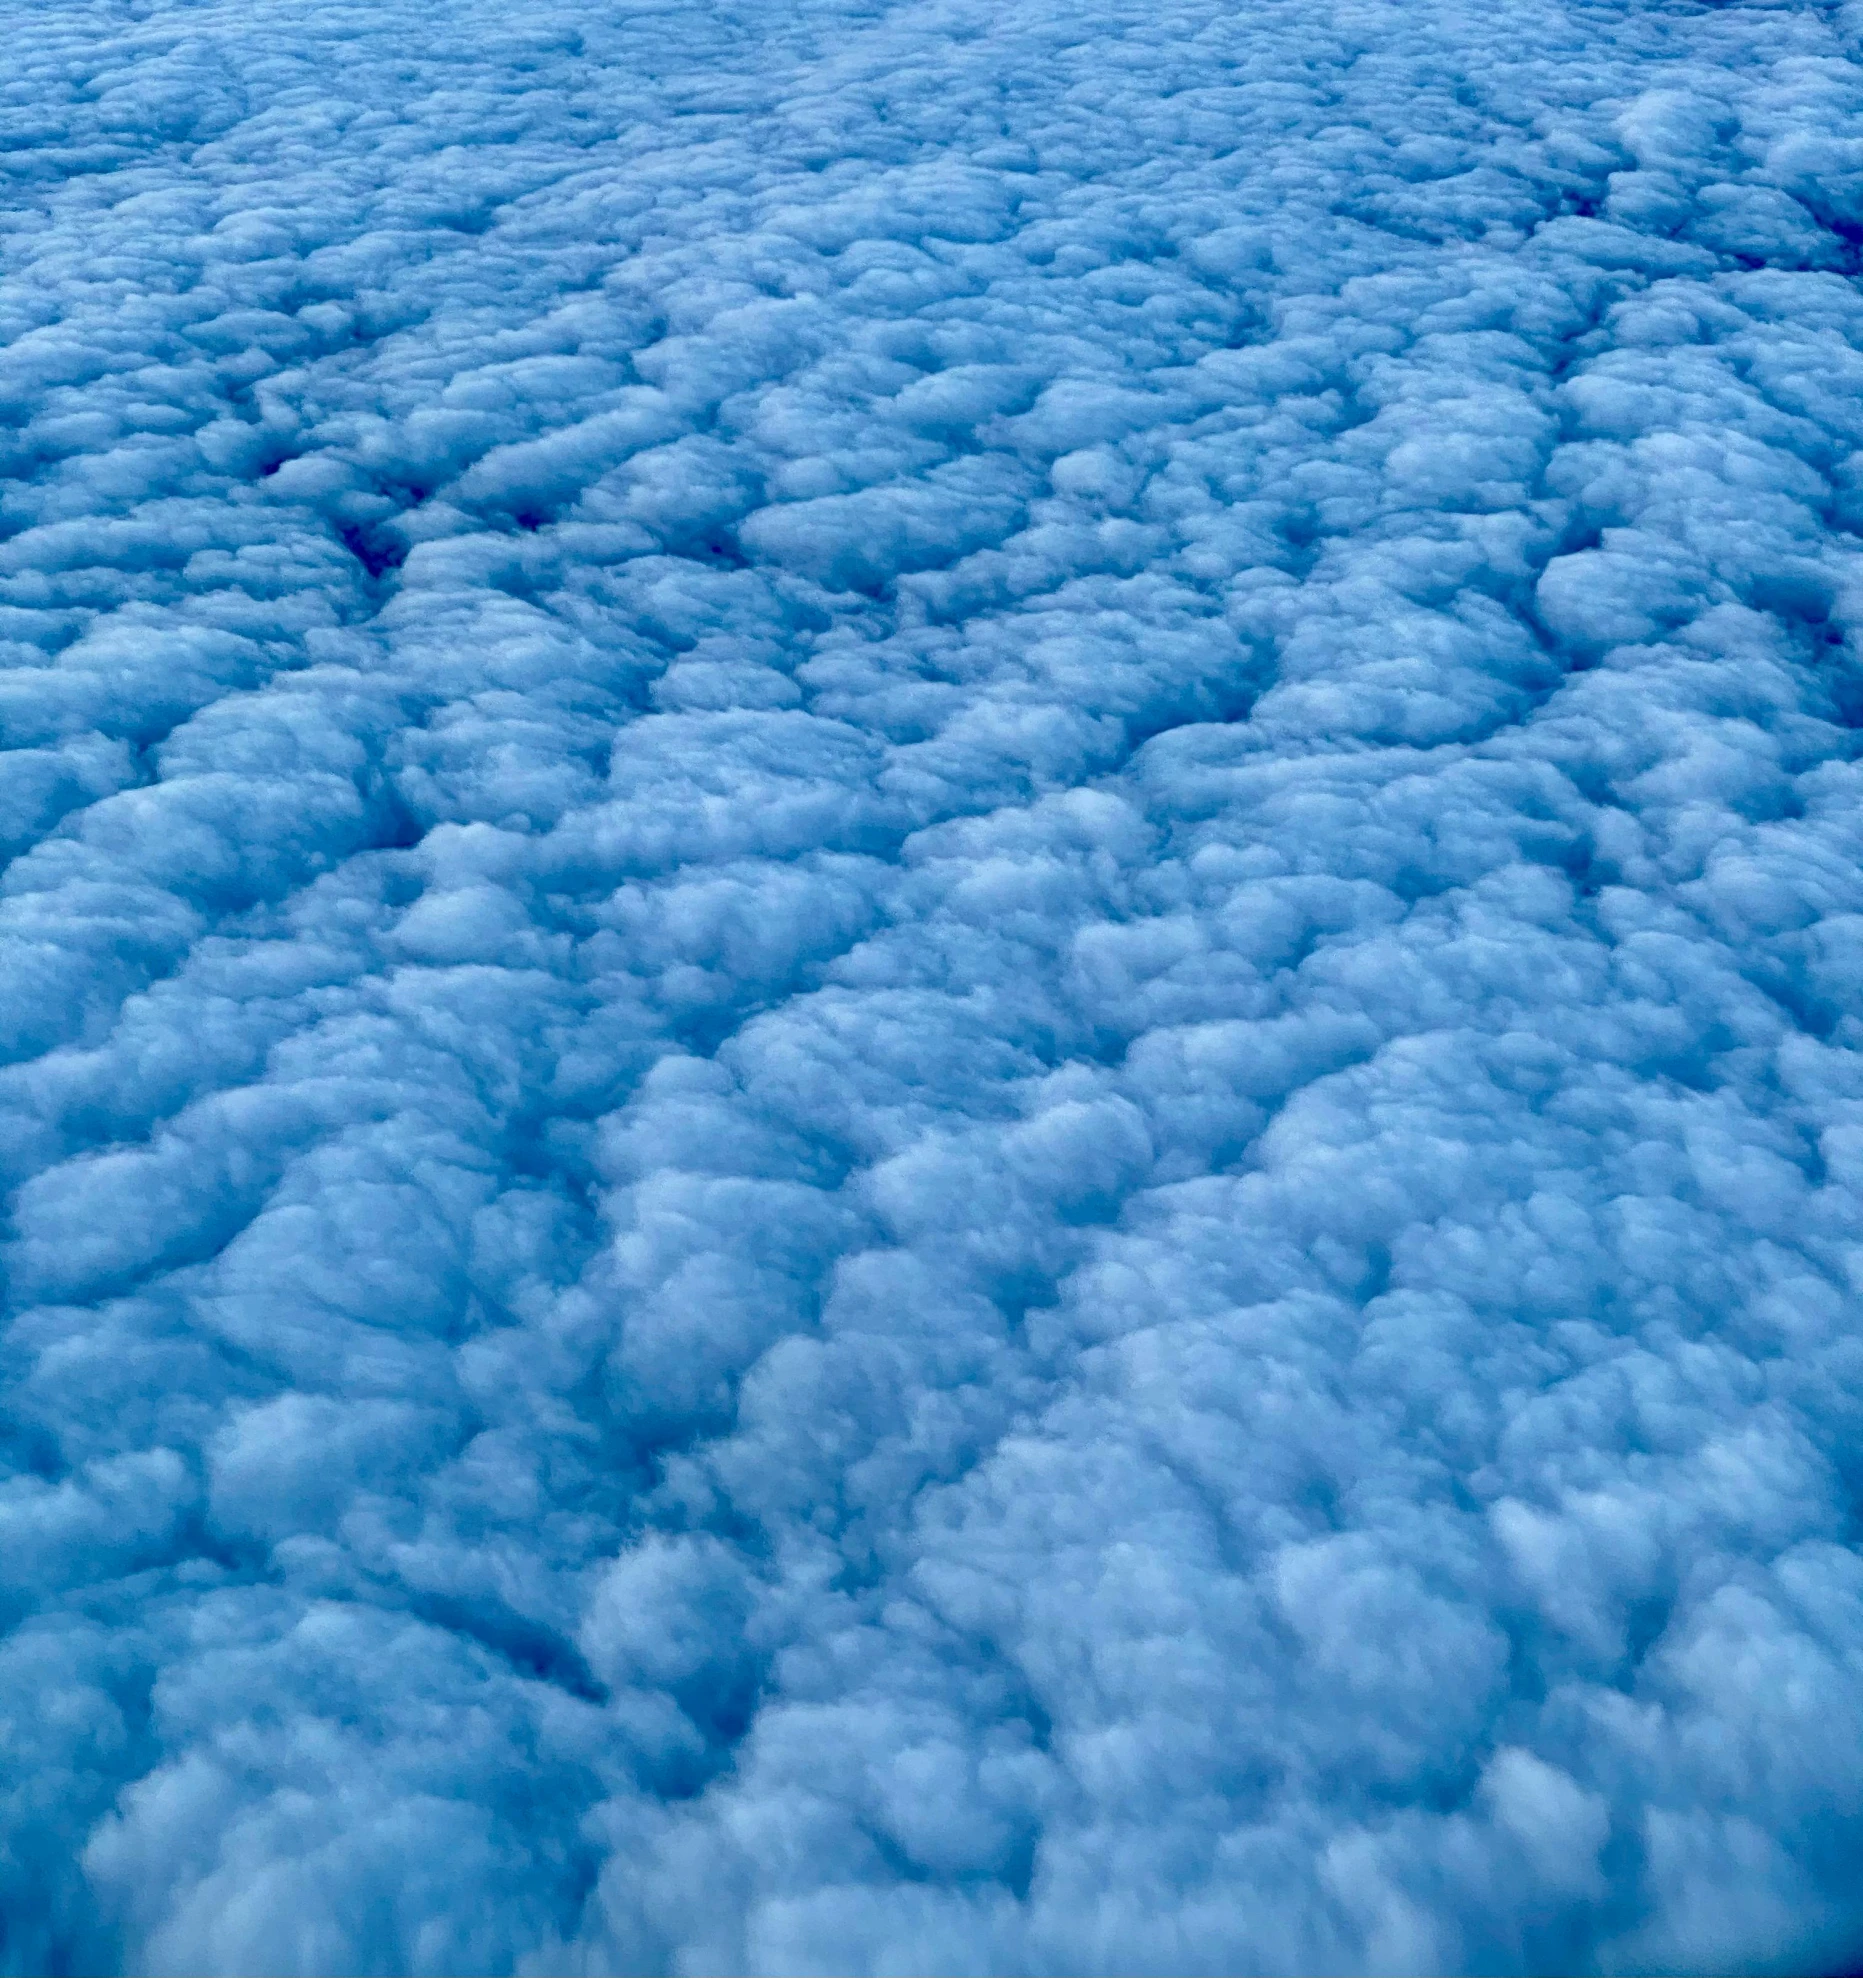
xmin=3 ymin=0 xmax=1863 ymax=1970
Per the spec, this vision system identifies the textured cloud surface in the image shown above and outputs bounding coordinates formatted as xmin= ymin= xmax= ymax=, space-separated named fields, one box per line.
xmin=5 ymin=0 xmax=1863 ymax=1970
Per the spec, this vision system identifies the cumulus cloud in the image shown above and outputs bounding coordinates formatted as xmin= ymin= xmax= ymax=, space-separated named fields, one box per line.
xmin=3 ymin=0 xmax=1863 ymax=1970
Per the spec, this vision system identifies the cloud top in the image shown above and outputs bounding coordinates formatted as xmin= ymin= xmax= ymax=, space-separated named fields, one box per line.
xmin=3 ymin=0 xmax=1863 ymax=1970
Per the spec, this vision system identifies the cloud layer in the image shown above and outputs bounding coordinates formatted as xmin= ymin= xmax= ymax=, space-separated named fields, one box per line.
xmin=4 ymin=0 xmax=1863 ymax=1970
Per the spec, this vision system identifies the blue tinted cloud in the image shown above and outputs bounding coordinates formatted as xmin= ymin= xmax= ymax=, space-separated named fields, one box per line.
xmin=3 ymin=0 xmax=1863 ymax=1971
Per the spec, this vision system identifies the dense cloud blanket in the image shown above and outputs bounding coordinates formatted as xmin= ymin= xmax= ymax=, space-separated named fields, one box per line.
xmin=6 ymin=0 xmax=1863 ymax=1970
